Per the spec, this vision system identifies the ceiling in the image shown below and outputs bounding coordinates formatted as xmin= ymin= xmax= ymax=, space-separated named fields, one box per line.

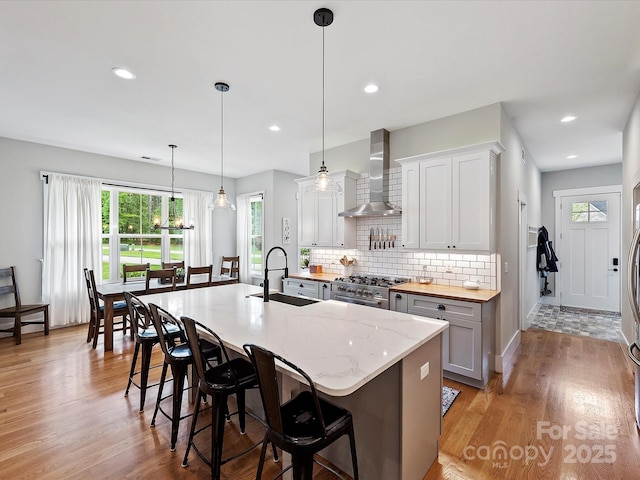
xmin=1 ymin=1 xmax=640 ymax=178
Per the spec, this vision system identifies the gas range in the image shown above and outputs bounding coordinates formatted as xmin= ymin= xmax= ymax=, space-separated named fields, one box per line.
xmin=330 ymin=274 xmax=410 ymax=309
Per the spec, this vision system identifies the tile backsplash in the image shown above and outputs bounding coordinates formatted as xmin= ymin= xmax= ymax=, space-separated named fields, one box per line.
xmin=307 ymin=167 xmax=498 ymax=290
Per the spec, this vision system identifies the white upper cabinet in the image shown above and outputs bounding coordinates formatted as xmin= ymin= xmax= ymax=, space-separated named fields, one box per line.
xmin=296 ymin=170 xmax=358 ymax=248
xmin=398 ymin=142 xmax=502 ymax=252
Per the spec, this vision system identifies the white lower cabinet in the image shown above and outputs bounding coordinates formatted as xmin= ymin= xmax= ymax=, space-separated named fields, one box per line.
xmin=319 ymin=282 xmax=331 ymax=300
xmin=392 ymin=293 xmax=495 ymax=388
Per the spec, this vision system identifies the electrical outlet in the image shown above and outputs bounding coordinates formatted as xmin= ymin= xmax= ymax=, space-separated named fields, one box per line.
xmin=504 ymin=261 xmax=509 ymax=273
xmin=420 ymin=362 xmax=430 ymax=380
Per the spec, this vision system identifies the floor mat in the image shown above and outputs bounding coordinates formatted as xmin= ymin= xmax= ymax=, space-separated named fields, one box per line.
xmin=530 ymin=304 xmax=622 ymax=342
xmin=442 ymin=386 xmax=460 ymax=416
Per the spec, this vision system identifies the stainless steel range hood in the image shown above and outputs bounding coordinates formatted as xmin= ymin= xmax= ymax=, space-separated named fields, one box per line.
xmin=339 ymin=128 xmax=401 ymax=217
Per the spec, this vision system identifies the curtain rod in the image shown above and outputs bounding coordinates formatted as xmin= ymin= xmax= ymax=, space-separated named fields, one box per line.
xmin=40 ymin=170 xmax=211 ymax=195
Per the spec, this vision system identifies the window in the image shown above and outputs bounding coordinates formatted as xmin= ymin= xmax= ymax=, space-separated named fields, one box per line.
xmin=571 ymin=201 xmax=608 ymax=223
xmin=250 ymin=194 xmax=263 ymax=276
xmin=101 ymin=186 xmax=184 ymax=281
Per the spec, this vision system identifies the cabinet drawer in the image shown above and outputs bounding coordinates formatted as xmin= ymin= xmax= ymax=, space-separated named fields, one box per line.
xmin=407 ymin=295 xmax=480 ymax=321
xmin=283 ymin=279 xmax=319 ymax=299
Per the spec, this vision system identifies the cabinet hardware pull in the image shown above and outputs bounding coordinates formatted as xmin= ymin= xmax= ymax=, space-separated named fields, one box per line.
xmin=396 ymin=294 xmax=402 ymax=299
xmin=437 ymin=304 xmax=446 ymax=311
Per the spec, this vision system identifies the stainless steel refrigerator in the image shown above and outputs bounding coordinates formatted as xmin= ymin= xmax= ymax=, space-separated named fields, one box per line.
xmin=627 ymin=223 xmax=640 ymax=429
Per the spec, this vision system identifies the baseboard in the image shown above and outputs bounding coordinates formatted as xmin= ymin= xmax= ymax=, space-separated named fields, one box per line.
xmin=494 ymin=330 xmax=521 ymax=373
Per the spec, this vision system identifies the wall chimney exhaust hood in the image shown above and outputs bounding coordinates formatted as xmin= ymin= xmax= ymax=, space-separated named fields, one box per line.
xmin=339 ymin=128 xmax=401 ymax=217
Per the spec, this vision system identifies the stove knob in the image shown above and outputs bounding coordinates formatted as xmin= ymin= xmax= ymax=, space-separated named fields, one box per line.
xmin=338 ymin=285 xmax=346 ymax=292
xmin=347 ymin=288 xmax=355 ymax=294
xmin=356 ymin=289 xmax=363 ymax=295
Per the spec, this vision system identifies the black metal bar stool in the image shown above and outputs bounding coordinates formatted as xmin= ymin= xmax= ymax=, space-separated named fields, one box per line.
xmin=181 ymin=316 xmax=276 ymax=479
xmin=148 ymin=303 xmax=221 ymax=451
xmin=123 ymin=292 xmax=183 ymax=412
xmin=244 ymin=343 xmax=359 ymax=480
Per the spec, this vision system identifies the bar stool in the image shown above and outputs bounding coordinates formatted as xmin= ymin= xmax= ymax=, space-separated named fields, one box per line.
xmin=123 ymin=292 xmax=180 ymax=412
xmin=181 ymin=316 xmax=276 ymax=479
xmin=148 ymin=303 xmax=221 ymax=451
xmin=244 ymin=343 xmax=359 ymax=480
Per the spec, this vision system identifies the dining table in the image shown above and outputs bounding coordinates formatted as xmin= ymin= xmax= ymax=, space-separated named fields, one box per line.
xmin=95 ymin=275 xmax=238 ymax=352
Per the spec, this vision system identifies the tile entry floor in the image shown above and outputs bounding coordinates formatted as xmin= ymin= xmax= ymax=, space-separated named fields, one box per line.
xmin=530 ymin=304 xmax=622 ymax=343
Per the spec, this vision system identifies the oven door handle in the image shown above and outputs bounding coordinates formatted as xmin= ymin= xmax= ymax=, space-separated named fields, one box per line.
xmin=332 ymin=294 xmax=382 ymax=307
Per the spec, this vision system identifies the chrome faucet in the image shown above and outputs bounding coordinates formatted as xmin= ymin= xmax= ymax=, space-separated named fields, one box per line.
xmin=264 ymin=246 xmax=288 ymax=301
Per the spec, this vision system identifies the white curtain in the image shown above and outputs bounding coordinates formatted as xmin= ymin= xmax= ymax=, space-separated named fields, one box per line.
xmin=183 ymin=191 xmax=213 ymax=268
xmin=236 ymin=194 xmax=250 ymax=283
xmin=42 ymin=174 xmax=102 ymax=327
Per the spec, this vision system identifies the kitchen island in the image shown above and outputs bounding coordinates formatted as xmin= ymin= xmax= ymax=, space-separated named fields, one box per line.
xmin=142 ymin=282 xmax=448 ymax=480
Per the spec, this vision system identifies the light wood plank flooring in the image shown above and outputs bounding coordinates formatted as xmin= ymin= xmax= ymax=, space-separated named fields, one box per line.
xmin=1 ymin=326 xmax=639 ymax=479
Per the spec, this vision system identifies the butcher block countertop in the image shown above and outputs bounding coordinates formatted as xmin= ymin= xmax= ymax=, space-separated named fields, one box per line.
xmin=289 ymin=271 xmax=338 ymax=282
xmin=390 ymin=282 xmax=500 ymax=303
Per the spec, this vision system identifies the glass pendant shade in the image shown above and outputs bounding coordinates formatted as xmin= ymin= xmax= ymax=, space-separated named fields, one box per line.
xmin=213 ymin=187 xmax=236 ymax=210
xmin=317 ymin=163 xmax=329 ymax=191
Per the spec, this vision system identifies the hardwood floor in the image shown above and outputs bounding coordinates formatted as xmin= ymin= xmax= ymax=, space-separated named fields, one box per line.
xmin=1 ymin=326 xmax=639 ymax=479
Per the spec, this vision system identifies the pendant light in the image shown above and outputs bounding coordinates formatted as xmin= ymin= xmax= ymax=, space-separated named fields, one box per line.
xmin=153 ymin=144 xmax=194 ymax=230
xmin=310 ymin=7 xmax=342 ymax=195
xmin=210 ymin=82 xmax=236 ymax=210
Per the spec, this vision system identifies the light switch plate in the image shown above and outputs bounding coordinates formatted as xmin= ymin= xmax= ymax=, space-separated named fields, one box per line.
xmin=420 ymin=362 xmax=430 ymax=380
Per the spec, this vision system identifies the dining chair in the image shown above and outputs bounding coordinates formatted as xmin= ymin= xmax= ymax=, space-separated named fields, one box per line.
xmin=0 ymin=266 xmax=49 ymax=345
xmin=147 ymin=304 xmax=221 ymax=451
xmin=220 ymin=256 xmax=240 ymax=282
xmin=83 ymin=268 xmax=129 ymax=349
xmin=123 ymin=263 xmax=150 ymax=283
xmin=185 ymin=265 xmax=213 ymax=289
xmin=145 ymin=268 xmax=177 ymax=294
xmin=181 ymin=316 xmax=273 ymax=479
xmin=161 ymin=261 xmax=185 ymax=270
xmin=243 ymin=343 xmax=359 ymax=480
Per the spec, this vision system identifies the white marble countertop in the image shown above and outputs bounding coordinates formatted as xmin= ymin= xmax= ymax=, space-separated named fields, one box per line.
xmin=142 ymin=283 xmax=448 ymax=396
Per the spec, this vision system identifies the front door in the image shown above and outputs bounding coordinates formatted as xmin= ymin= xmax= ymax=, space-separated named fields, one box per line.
xmin=559 ymin=192 xmax=620 ymax=311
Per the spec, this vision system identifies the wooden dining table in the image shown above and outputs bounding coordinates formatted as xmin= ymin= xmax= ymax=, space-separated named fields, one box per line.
xmin=95 ymin=275 xmax=238 ymax=351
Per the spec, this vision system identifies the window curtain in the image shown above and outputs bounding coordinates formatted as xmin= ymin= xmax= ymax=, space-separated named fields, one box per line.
xmin=236 ymin=194 xmax=250 ymax=283
xmin=183 ymin=191 xmax=213 ymax=268
xmin=42 ymin=174 xmax=102 ymax=327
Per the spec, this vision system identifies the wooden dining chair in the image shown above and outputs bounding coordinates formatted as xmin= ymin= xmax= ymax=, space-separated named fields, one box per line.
xmin=123 ymin=263 xmax=150 ymax=283
xmin=145 ymin=268 xmax=177 ymax=294
xmin=83 ymin=268 xmax=129 ymax=349
xmin=0 ymin=266 xmax=49 ymax=345
xmin=220 ymin=256 xmax=240 ymax=282
xmin=186 ymin=265 xmax=213 ymax=289
xmin=161 ymin=261 xmax=185 ymax=270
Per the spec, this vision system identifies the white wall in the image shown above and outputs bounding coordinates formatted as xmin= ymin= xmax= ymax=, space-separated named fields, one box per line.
xmin=0 ymin=136 xmax=233 ymax=304
xmin=622 ymin=91 xmax=640 ymax=344
xmin=236 ymin=169 xmax=299 ymax=290
xmin=497 ymin=104 xmax=542 ymax=368
xmin=538 ymin=164 xmax=622 ymax=299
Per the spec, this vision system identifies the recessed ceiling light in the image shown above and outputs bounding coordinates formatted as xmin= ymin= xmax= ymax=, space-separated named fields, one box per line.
xmin=567 ymin=154 xmax=578 ymax=159
xmin=364 ymin=84 xmax=379 ymax=94
xmin=561 ymin=115 xmax=576 ymax=123
xmin=269 ymin=125 xmax=281 ymax=132
xmin=112 ymin=67 xmax=136 ymax=80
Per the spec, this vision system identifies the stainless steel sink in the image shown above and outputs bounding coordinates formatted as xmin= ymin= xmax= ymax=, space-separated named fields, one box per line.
xmin=249 ymin=292 xmax=320 ymax=306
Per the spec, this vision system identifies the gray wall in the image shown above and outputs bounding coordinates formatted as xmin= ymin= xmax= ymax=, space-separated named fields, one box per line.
xmin=236 ymin=169 xmax=299 ymax=290
xmin=0 ymin=136 xmax=234 ymax=304
xmin=538 ymin=164 xmax=622 ymax=299
xmin=622 ymin=91 xmax=640 ymax=344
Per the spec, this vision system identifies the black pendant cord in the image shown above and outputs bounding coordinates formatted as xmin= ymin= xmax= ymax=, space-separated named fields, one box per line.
xmin=220 ymin=90 xmax=224 ymax=190
xmin=322 ymin=23 xmax=325 ymax=169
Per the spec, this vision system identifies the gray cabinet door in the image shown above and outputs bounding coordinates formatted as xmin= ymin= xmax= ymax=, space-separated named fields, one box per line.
xmin=442 ymin=316 xmax=482 ymax=380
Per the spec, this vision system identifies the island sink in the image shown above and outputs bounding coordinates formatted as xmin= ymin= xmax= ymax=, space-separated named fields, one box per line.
xmin=250 ymin=292 xmax=319 ymax=307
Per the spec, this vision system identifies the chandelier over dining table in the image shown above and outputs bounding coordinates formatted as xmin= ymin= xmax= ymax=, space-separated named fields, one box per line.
xmin=153 ymin=144 xmax=194 ymax=230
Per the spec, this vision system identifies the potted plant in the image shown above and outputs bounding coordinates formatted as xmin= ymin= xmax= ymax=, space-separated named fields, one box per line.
xmin=300 ymin=248 xmax=310 ymax=269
